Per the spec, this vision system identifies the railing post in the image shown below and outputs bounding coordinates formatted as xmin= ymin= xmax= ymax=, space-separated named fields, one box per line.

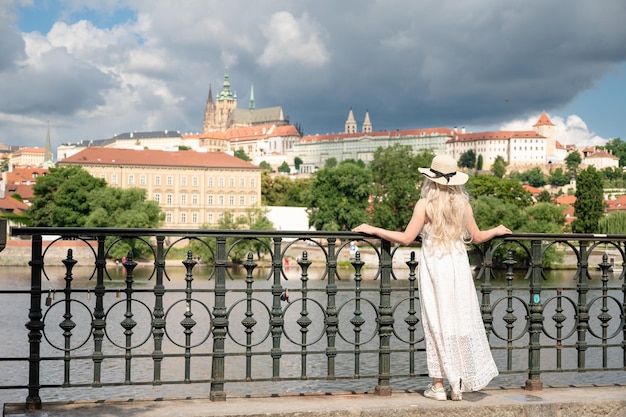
xmin=324 ymin=237 xmax=338 ymax=378
xmin=25 ymin=234 xmax=43 ymax=410
xmin=210 ymin=236 xmax=228 ymax=401
xmin=152 ymin=236 xmax=166 ymax=384
xmin=576 ymin=240 xmax=590 ymax=370
xmin=91 ymin=236 xmax=107 ymax=387
xmin=121 ymin=251 xmax=138 ymax=384
xmin=350 ymin=252 xmax=365 ymax=377
xmin=60 ymin=249 xmax=77 ymax=387
xmin=181 ymin=251 xmax=198 ymax=383
xmin=525 ymin=239 xmax=544 ymax=391
xmin=375 ymin=239 xmax=393 ymax=396
xmin=503 ymin=250 xmax=518 ymax=371
xmin=622 ymin=256 xmax=626 ymax=369
xmin=404 ymin=251 xmax=419 ymax=376
xmin=480 ymin=242 xmax=495 ymax=337
xmin=271 ymin=237 xmax=285 ymax=378
xmin=242 ymin=252 xmax=258 ymax=380
xmin=297 ymin=251 xmax=312 ymax=378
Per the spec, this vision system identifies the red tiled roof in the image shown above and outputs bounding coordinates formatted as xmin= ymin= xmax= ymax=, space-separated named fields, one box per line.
xmin=523 ymin=184 xmax=543 ymax=194
xmin=5 ymin=166 xmax=49 ymax=184
xmin=586 ymin=150 xmax=619 ymax=160
xmin=184 ymin=124 xmax=301 ymax=141
xmin=59 ymin=147 xmax=260 ymax=170
xmin=6 ymin=184 xmax=35 ymax=199
xmin=533 ymin=111 xmax=555 ymax=127
xmin=12 ymin=147 xmax=45 ymax=154
xmin=184 ymin=131 xmax=228 ymax=140
xmin=0 ymin=195 xmax=29 ymax=213
xmin=555 ymin=195 xmax=577 ymax=205
xmin=448 ymin=130 xmax=544 ymax=143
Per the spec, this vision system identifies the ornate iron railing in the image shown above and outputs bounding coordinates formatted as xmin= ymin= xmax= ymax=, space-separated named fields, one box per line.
xmin=1 ymin=228 xmax=625 ymax=410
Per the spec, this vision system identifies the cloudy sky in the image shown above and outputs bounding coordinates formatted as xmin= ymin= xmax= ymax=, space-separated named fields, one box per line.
xmin=2 ymin=0 xmax=626 ymax=153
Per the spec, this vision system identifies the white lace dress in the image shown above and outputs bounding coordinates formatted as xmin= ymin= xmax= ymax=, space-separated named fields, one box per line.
xmin=418 ymin=234 xmax=499 ymax=393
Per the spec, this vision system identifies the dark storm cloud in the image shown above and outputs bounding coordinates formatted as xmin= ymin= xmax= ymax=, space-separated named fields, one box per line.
xmin=0 ymin=46 xmax=115 ymax=115
xmin=3 ymin=0 xmax=626 ymax=147
xmin=253 ymin=0 xmax=626 ymax=133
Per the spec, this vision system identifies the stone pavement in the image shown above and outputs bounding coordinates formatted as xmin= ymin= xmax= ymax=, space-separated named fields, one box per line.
xmin=3 ymin=385 xmax=626 ymax=417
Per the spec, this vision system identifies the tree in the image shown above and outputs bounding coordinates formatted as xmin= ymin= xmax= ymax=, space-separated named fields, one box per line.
xmin=472 ymin=196 xmax=527 ymax=232
xmin=601 ymin=166 xmax=622 ymax=181
xmin=565 ymin=151 xmax=582 ymax=173
xmin=523 ymin=202 xmax=566 ymax=232
xmin=307 ymin=162 xmax=373 ymax=231
xmin=294 ymin=157 xmax=303 ymax=170
xmin=324 ymin=157 xmax=337 ymax=169
xmin=523 ymin=167 xmax=546 ymax=187
xmin=259 ymin=161 xmax=272 ymax=171
xmin=458 ymin=150 xmax=476 ymax=169
xmin=84 ymin=187 xmax=163 ymax=228
xmin=549 ymin=167 xmax=570 ymax=186
xmin=28 ymin=165 xmax=107 ymax=227
xmin=234 ymin=149 xmax=252 ymax=161
xmin=536 ymin=190 xmax=552 ymax=203
xmin=278 ymin=161 xmax=291 ymax=173
xmin=369 ymin=145 xmax=433 ymax=231
xmin=466 ymin=175 xmax=533 ymax=208
xmin=572 ymin=166 xmax=605 ymax=233
xmin=84 ymin=187 xmax=165 ymax=260
xmin=599 ymin=211 xmax=626 ymax=234
xmin=492 ymin=156 xmax=507 ymax=178
xmin=476 ymin=154 xmax=483 ymax=171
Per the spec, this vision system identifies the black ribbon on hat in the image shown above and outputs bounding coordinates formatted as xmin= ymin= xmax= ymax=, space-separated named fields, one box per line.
xmin=425 ymin=168 xmax=456 ymax=183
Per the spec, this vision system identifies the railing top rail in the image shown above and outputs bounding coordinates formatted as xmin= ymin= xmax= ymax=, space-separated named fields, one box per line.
xmin=10 ymin=227 xmax=626 ymax=242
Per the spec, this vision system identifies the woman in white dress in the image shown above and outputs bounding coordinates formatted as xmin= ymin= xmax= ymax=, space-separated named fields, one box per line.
xmin=353 ymin=155 xmax=511 ymax=401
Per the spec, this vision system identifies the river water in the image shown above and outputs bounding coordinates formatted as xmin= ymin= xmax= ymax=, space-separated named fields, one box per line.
xmin=1 ymin=264 xmax=624 ymax=407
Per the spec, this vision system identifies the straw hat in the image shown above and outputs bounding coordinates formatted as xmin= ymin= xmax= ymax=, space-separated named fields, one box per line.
xmin=418 ymin=155 xmax=468 ymax=185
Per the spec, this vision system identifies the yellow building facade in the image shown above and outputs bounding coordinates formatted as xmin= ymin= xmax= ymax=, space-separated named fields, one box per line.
xmin=59 ymin=147 xmax=261 ymax=229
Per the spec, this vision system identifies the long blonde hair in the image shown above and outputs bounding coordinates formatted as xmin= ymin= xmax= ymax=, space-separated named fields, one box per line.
xmin=420 ymin=178 xmax=470 ymax=249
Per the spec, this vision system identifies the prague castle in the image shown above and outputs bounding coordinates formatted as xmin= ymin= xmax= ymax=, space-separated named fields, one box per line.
xmin=202 ymin=69 xmax=289 ymax=132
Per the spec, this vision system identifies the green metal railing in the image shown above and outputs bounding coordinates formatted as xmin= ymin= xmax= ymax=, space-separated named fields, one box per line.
xmin=1 ymin=228 xmax=625 ymax=410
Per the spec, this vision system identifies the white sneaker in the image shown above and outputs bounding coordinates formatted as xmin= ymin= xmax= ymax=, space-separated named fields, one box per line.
xmin=450 ymin=390 xmax=462 ymax=401
xmin=424 ymin=384 xmax=447 ymax=401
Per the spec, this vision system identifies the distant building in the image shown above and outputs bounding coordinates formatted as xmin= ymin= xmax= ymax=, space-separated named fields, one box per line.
xmin=58 ymin=148 xmax=262 ymax=229
xmin=202 ymin=69 xmax=289 ymax=132
xmin=345 ymin=108 xmax=372 ymax=134
xmin=1 ymin=166 xmax=48 ymax=205
xmin=9 ymin=147 xmax=45 ymax=169
xmin=446 ymin=112 xmax=563 ymax=169
xmin=583 ymin=149 xmax=619 ymax=169
xmin=57 ymin=130 xmax=186 ymax=160
xmin=185 ymin=124 xmax=301 ymax=167
xmin=295 ymin=126 xmax=453 ymax=172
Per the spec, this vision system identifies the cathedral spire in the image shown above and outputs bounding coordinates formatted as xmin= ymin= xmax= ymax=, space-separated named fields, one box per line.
xmin=218 ymin=67 xmax=234 ymax=101
xmin=345 ymin=107 xmax=357 ymax=133
xmin=43 ymin=121 xmax=54 ymax=167
xmin=362 ymin=110 xmax=372 ymax=133
xmin=249 ymin=83 xmax=255 ymax=110
xmin=207 ymin=83 xmax=214 ymax=105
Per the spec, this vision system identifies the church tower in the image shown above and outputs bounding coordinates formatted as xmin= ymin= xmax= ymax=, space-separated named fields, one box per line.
xmin=202 ymin=84 xmax=215 ymax=132
xmin=362 ymin=110 xmax=372 ymax=133
xmin=345 ymin=108 xmax=357 ymax=133
xmin=203 ymin=68 xmax=238 ymax=132
xmin=533 ymin=111 xmax=556 ymax=158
